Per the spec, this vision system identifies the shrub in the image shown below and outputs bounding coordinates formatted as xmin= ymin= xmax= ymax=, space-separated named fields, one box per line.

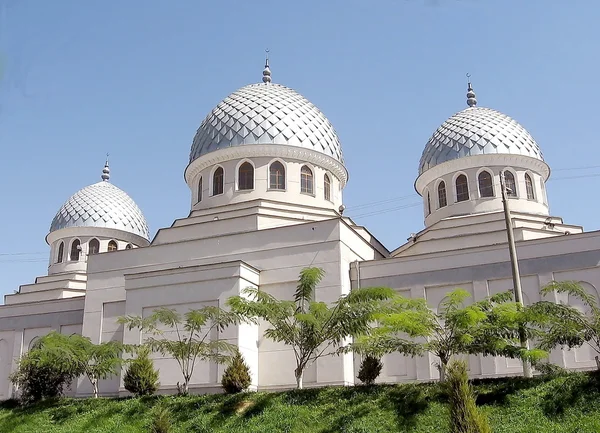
xmin=9 ymin=354 xmax=74 ymax=405
xmin=149 ymin=406 xmax=173 ymax=433
xmin=221 ymin=351 xmax=251 ymax=394
xmin=124 ymin=347 xmax=159 ymax=397
xmin=445 ymin=360 xmax=491 ymax=433
xmin=357 ymin=355 xmax=383 ymax=385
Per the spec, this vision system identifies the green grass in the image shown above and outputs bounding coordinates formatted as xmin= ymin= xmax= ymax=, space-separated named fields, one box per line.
xmin=1 ymin=371 xmax=600 ymax=433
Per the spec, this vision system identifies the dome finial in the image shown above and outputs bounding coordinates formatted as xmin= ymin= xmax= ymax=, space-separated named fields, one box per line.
xmin=262 ymin=49 xmax=272 ymax=84
xmin=101 ymin=153 xmax=110 ymax=181
xmin=466 ymin=73 xmax=477 ymax=107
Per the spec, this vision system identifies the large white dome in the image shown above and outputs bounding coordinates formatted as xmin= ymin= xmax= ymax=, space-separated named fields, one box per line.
xmin=419 ymin=105 xmax=544 ymax=175
xmin=49 ymin=169 xmax=149 ymax=241
xmin=189 ymin=82 xmax=343 ymax=164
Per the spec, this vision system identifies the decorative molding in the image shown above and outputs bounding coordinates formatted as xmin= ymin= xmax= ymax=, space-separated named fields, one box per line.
xmin=184 ymin=144 xmax=349 ymax=188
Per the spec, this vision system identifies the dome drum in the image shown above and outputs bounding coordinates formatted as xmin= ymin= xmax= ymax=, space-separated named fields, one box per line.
xmin=189 ymin=154 xmax=343 ymax=212
xmin=420 ymin=162 xmax=549 ymax=227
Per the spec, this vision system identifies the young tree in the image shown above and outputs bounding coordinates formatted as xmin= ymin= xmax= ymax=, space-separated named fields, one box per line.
xmin=357 ymin=355 xmax=383 ymax=385
xmin=530 ymin=280 xmax=600 ymax=369
xmin=30 ymin=332 xmax=123 ymax=398
xmin=221 ymin=350 xmax=252 ymax=394
xmin=124 ymin=346 xmax=160 ymax=396
xmin=119 ymin=306 xmax=246 ymax=395
xmin=227 ymin=267 xmax=397 ymax=389
xmin=445 ymin=359 xmax=491 ymax=433
xmin=353 ymin=289 xmax=545 ymax=381
xmin=9 ymin=349 xmax=76 ymax=404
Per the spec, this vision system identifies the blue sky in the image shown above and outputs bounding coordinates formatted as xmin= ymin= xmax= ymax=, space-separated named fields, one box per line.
xmin=1 ymin=0 xmax=599 ymax=298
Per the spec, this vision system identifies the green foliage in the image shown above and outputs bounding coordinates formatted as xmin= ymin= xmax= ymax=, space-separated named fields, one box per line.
xmin=30 ymin=332 xmax=123 ymax=398
xmin=221 ymin=350 xmax=252 ymax=394
xmin=9 ymin=352 xmax=75 ymax=405
xmin=227 ymin=267 xmax=396 ymax=388
xmin=10 ymin=332 xmax=122 ymax=401
xmin=357 ymin=355 xmax=383 ymax=385
xmin=119 ymin=306 xmax=247 ymax=395
xmin=123 ymin=347 xmax=159 ymax=397
xmin=445 ymin=360 xmax=491 ymax=433
xmin=148 ymin=405 xmax=173 ymax=433
xmin=529 ymin=280 xmax=600 ymax=369
xmin=3 ymin=373 xmax=600 ymax=432
xmin=354 ymin=288 xmax=545 ymax=381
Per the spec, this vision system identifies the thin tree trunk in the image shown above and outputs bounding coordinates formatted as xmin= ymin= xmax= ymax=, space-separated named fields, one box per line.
xmin=295 ymin=367 xmax=304 ymax=389
xmin=439 ymin=356 xmax=449 ymax=382
xmin=595 ymin=355 xmax=600 ymax=371
xmin=92 ymin=379 xmax=99 ymax=398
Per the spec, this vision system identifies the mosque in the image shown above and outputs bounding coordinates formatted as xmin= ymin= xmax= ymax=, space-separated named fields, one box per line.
xmin=1 ymin=59 xmax=599 ymax=398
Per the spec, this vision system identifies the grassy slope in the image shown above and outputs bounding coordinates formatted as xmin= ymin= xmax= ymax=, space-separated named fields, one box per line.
xmin=1 ymin=372 xmax=599 ymax=433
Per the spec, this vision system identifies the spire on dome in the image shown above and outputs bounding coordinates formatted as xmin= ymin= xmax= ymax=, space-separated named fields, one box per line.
xmin=262 ymin=49 xmax=272 ymax=84
xmin=466 ymin=73 xmax=477 ymax=107
xmin=101 ymin=154 xmax=110 ymax=181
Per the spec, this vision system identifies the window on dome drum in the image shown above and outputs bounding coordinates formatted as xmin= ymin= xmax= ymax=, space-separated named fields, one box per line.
xmin=438 ymin=181 xmax=447 ymax=208
xmin=455 ymin=175 xmax=469 ymax=202
xmin=238 ymin=162 xmax=254 ymax=190
xmin=57 ymin=242 xmax=64 ymax=263
xmin=324 ymin=174 xmax=331 ymax=201
xmin=125 ymin=244 xmax=133 ymax=250
xmin=301 ymin=165 xmax=314 ymax=194
xmin=70 ymin=240 xmax=81 ymax=261
xmin=213 ymin=167 xmax=224 ymax=195
xmin=478 ymin=171 xmax=494 ymax=198
xmin=525 ymin=173 xmax=535 ymax=200
xmin=269 ymin=161 xmax=285 ymax=190
xmin=197 ymin=177 xmax=203 ymax=202
xmin=427 ymin=192 xmax=431 ymax=215
xmin=108 ymin=240 xmax=118 ymax=252
xmin=503 ymin=171 xmax=517 ymax=197
xmin=89 ymin=238 xmax=100 ymax=255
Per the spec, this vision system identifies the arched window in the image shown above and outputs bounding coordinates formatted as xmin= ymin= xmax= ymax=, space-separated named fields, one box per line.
xmin=478 ymin=171 xmax=494 ymax=198
xmin=503 ymin=171 xmax=517 ymax=197
xmin=324 ymin=174 xmax=331 ymax=201
xmin=238 ymin=162 xmax=254 ymax=190
xmin=213 ymin=167 xmax=224 ymax=196
xmin=89 ymin=238 xmax=100 ymax=255
xmin=300 ymin=165 xmax=314 ymax=194
xmin=427 ymin=192 xmax=431 ymax=215
xmin=269 ymin=161 xmax=285 ymax=190
xmin=125 ymin=244 xmax=133 ymax=250
xmin=70 ymin=239 xmax=81 ymax=261
xmin=57 ymin=242 xmax=64 ymax=263
xmin=455 ymin=174 xmax=469 ymax=202
xmin=108 ymin=240 xmax=118 ymax=252
xmin=437 ymin=181 xmax=447 ymax=208
xmin=525 ymin=173 xmax=535 ymax=200
xmin=197 ymin=177 xmax=203 ymax=202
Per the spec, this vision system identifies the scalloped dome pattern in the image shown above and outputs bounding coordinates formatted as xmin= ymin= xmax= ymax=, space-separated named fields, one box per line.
xmin=419 ymin=107 xmax=544 ymax=175
xmin=49 ymin=181 xmax=149 ymax=240
xmin=189 ymin=83 xmax=343 ymax=163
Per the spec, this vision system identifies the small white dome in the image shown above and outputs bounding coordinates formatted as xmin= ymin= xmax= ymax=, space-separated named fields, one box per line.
xmin=49 ymin=180 xmax=149 ymax=240
xmin=419 ymin=106 xmax=544 ymax=175
xmin=189 ymin=83 xmax=343 ymax=164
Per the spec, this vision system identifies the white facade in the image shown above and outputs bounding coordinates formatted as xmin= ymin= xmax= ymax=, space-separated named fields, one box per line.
xmin=1 ymin=72 xmax=598 ymax=399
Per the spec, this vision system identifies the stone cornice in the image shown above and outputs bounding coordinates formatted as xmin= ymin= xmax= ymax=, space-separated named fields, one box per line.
xmin=184 ymin=144 xmax=349 ymax=187
xmin=414 ymin=154 xmax=551 ymax=194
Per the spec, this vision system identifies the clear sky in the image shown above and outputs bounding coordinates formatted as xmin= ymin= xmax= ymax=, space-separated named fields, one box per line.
xmin=1 ymin=0 xmax=599 ymax=299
